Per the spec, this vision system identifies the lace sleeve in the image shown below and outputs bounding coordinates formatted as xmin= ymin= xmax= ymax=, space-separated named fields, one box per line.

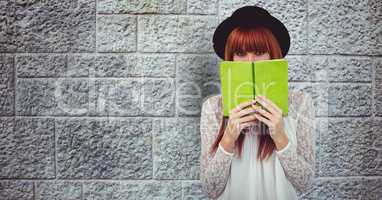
xmin=199 ymin=95 xmax=234 ymax=199
xmin=275 ymin=91 xmax=315 ymax=193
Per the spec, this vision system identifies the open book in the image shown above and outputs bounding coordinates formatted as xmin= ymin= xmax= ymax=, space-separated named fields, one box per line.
xmin=219 ymin=58 xmax=289 ymax=117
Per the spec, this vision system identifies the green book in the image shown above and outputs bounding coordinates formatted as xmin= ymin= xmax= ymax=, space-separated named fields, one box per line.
xmin=219 ymin=58 xmax=289 ymax=117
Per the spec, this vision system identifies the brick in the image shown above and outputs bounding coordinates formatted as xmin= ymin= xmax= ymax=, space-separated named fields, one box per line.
xmin=15 ymin=54 xmax=80 ymax=77
xmin=141 ymin=78 xmax=175 ymax=116
xmin=0 ymin=54 xmax=14 ymax=115
xmin=0 ymin=1 xmax=16 ymax=52
xmin=0 ymin=181 xmax=34 ymax=200
xmin=328 ymin=57 xmax=373 ymax=82
xmin=16 ymin=79 xmax=89 ymax=116
xmin=13 ymin=0 xmax=96 ymax=52
xmin=92 ymin=54 xmax=140 ymax=77
xmin=138 ymin=15 xmax=217 ymax=52
xmin=327 ymin=84 xmax=372 ymax=116
xmin=98 ymin=0 xmax=186 ymax=14
xmin=83 ymin=181 xmax=181 ymax=199
xmin=153 ymin=117 xmax=201 ymax=179
xmin=0 ymin=117 xmax=55 ymax=178
xmin=36 ymin=181 xmax=82 ymax=200
xmin=97 ymin=15 xmax=137 ymax=52
xmin=56 ymin=118 xmax=153 ymax=179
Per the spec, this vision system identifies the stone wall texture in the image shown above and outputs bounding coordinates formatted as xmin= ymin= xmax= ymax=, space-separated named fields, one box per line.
xmin=0 ymin=0 xmax=381 ymax=199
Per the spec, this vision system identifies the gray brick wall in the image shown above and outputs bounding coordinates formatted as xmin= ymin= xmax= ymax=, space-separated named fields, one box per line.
xmin=0 ymin=0 xmax=381 ymax=199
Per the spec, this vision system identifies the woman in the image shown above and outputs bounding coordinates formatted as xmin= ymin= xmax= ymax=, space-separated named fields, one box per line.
xmin=199 ymin=6 xmax=315 ymax=200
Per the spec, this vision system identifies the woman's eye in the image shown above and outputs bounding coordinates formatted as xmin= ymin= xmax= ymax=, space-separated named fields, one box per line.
xmin=255 ymin=51 xmax=266 ymax=56
xmin=235 ymin=51 xmax=246 ymax=56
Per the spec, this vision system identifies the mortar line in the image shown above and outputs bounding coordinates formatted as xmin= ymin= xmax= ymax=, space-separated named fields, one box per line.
xmin=13 ymin=53 xmax=16 ymax=116
xmin=54 ymin=115 xmax=57 ymax=180
xmin=33 ymin=181 xmax=36 ymax=200
xmin=371 ymin=58 xmax=376 ymax=119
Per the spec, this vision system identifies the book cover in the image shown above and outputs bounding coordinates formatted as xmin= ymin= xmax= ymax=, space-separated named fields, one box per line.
xmin=219 ymin=58 xmax=289 ymax=117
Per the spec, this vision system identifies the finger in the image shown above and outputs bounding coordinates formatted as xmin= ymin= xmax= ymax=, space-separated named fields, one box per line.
xmin=238 ymin=113 xmax=258 ymax=123
xmin=238 ymin=107 xmax=257 ymax=117
xmin=252 ymin=105 xmax=274 ymax=121
xmin=231 ymin=106 xmax=256 ymax=119
xmin=254 ymin=113 xmax=272 ymax=127
xmin=231 ymin=99 xmax=257 ymax=114
xmin=255 ymin=96 xmax=281 ymax=116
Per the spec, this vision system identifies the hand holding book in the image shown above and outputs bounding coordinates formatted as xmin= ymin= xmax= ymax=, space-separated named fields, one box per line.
xmin=219 ymin=99 xmax=259 ymax=153
xmin=219 ymin=94 xmax=289 ymax=153
xmin=251 ymin=95 xmax=290 ymax=151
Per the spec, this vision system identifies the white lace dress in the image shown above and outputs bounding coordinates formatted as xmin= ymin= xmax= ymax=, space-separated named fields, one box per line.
xmin=217 ymin=115 xmax=298 ymax=200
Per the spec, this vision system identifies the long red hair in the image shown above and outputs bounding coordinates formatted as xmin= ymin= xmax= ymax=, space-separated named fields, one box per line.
xmin=210 ymin=26 xmax=283 ymax=160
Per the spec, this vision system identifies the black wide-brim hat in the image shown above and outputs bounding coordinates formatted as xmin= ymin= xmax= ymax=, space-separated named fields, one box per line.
xmin=213 ymin=6 xmax=290 ymax=60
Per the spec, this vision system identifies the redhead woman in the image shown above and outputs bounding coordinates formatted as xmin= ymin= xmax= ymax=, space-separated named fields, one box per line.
xmin=199 ymin=6 xmax=315 ymax=200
